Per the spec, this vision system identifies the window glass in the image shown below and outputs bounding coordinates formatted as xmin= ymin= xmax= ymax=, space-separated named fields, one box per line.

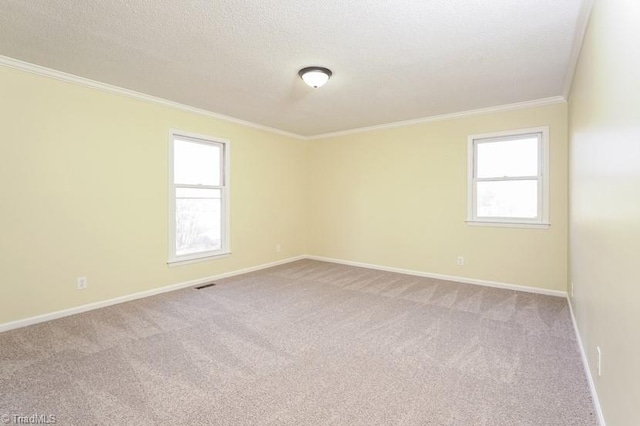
xmin=174 ymin=139 xmax=221 ymax=186
xmin=169 ymin=133 xmax=228 ymax=263
xmin=175 ymin=188 xmax=222 ymax=255
xmin=476 ymin=180 xmax=538 ymax=218
xmin=467 ymin=127 xmax=548 ymax=227
xmin=476 ymin=137 xmax=538 ymax=178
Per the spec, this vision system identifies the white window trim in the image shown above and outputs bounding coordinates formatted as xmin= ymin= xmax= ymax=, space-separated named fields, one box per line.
xmin=466 ymin=126 xmax=550 ymax=229
xmin=167 ymin=130 xmax=230 ymax=266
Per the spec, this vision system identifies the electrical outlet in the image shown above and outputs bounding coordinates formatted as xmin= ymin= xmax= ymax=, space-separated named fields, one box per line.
xmin=77 ymin=276 xmax=87 ymax=290
xmin=456 ymin=256 xmax=465 ymax=266
xmin=275 ymin=244 xmax=282 ymax=253
xmin=596 ymin=346 xmax=602 ymax=376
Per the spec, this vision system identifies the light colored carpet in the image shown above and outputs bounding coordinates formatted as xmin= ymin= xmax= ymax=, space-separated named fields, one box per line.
xmin=0 ymin=260 xmax=596 ymax=425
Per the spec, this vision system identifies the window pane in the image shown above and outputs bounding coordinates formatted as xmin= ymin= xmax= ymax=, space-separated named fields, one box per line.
xmin=476 ymin=136 xmax=539 ymax=178
xmin=477 ymin=180 xmax=538 ymax=219
xmin=176 ymin=188 xmax=221 ymax=255
xmin=174 ymin=139 xmax=221 ymax=185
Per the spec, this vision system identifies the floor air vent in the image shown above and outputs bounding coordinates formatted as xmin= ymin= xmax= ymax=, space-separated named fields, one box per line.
xmin=195 ymin=283 xmax=216 ymax=290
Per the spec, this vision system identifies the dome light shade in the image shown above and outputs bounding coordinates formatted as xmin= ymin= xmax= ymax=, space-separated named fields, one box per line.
xmin=299 ymin=66 xmax=332 ymax=88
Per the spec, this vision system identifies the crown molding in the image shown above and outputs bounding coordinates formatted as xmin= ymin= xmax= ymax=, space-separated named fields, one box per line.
xmin=562 ymin=0 xmax=595 ymax=100
xmin=1 ymin=55 xmax=568 ymax=141
xmin=306 ymin=96 xmax=567 ymax=140
xmin=0 ymin=55 xmax=304 ymax=140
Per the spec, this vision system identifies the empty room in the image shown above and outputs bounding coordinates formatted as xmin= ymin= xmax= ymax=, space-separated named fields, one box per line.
xmin=0 ymin=0 xmax=637 ymax=425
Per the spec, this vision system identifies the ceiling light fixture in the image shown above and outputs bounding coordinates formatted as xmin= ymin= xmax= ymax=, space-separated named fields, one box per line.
xmin=298 ymin=66 xmax=332 ymax=88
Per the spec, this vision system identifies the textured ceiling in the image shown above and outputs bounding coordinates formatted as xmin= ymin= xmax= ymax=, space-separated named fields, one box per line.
xmin=0 ymin=0 xmax=586 ymax=137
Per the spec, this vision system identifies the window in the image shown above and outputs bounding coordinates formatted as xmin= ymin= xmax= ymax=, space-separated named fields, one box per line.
xmin=467 ymin=127 xmax=549 ymax=228
xmin=168 ymin=131 xmax=229 ymax=264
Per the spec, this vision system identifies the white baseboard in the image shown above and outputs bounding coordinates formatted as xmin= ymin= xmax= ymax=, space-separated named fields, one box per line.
xmin=306 ymin=255 xmax=567 ymax=297
xmin=0 ymin=255 xmax=306 ymax=333
xmin=0 ymin=253 xmax=567 ymax=333
xmin=567 ymin=297 xmax=606 ymax=426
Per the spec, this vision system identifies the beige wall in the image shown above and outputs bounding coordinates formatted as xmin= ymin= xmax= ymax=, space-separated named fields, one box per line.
xmin=3 ymin=3 xmax=636 ymax=422
xmin=0 ymin=62 xmax=571 ymax=327
xmin=0 ymin=66 xmax=308 ymax=325
xmin=308 ymin=103 xmax=569 ymax=291
xmin=569 ymin=0 xmax=640 ymax=424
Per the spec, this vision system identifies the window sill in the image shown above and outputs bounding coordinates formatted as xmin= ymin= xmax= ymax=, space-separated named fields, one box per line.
xmin=466 ymin=220 xmax=550 ymax=229
xmin=167 ymin=251 xmax=231 ymax=267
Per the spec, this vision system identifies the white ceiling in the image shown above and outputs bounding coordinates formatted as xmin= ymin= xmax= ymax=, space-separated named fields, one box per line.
xmin=0 ymin=0 xmax=587 ymax=137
